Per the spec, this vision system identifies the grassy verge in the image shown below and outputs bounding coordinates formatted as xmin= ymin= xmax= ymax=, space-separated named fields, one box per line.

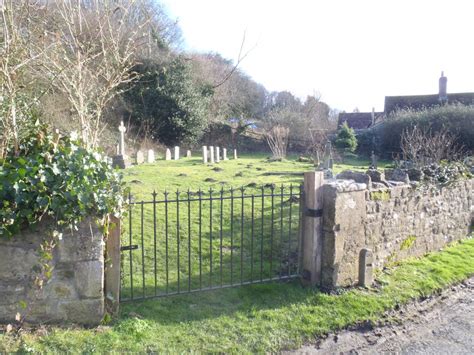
xmin=2 ymin=238 xmax=473 ymax=353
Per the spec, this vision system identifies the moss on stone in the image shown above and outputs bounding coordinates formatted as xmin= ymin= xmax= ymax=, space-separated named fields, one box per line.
xmin=370 ymin=190 xmax=391 ymax=201
xmin=400 ymin=235 xmax=417 ymax=251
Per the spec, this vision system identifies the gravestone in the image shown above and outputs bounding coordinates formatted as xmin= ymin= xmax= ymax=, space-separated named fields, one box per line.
xmin=174 ymin=146 xmax=180 ymax=160
xmin=165 ymin=148 xmax=172 ymax=161
xmin=216 ymin=147 xmax=220 ymax=163
xmin=210 ymin=146 xmax=215 ymax=164
xmin=370 ymin=151 xmax=377 ymax=169
xmin=112 ymin=121 xmax=130 ymax=169
xmin=136 ymin=150 xmax=144 ymax=164
xmin=202 ymin=146 xmax=208 ymax=163
xmin=233 ymin=149 xmax=238 ymax=160
xmin=147 ymin=149 xmax=155 ymax=163
xmin=223 ymin=148 xmax=228 ymax=160
xmin=186 ymin=150 xmax=192 ymax=158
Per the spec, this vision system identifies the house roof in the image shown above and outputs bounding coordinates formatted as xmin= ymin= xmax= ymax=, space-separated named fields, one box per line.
xmin=384 ymin=92 xmax=474 ymax=114
xmin=337 ymin=112 xmax=384 ymax=130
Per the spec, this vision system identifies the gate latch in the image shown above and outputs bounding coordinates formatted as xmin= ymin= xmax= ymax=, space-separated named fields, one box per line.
xmin=120 ymin=245 xmax=139 ymax=251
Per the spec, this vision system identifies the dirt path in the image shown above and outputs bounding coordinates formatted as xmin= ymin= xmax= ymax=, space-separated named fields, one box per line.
xmin=293 ymin=277 xmax=474 ymax=354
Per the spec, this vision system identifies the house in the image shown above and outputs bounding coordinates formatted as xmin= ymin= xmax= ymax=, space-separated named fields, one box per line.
xmin=338 ymin=72 xmax=474 ymax=129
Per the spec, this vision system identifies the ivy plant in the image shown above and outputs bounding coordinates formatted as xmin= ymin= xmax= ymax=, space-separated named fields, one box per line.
xmin=0 ymin=123 xmax=124 ymax=238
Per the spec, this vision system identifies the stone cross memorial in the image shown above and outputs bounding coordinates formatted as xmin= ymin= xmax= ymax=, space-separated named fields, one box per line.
xmin=112 ymin=121 xmax=130 ymax=168
xmin=202 ymin=146 xmax=208 ymax=163
xmin=118 ymin=121 xmax=126 ymax=156
xmin=174 ymin=146 xmax=180 ymax=160
xmin=136 ymin=150 xmax=144 ymax=164
xmin=210 ymin=146 xmax=215 ymax=164
xmin=223 ymin=148 xmax=228 ymax=160
xmin=216 ymin=147 xmax=220 ymax=163
xmin=147 ymin=149 xmax=155 ymax=163
xmin=165 ymin=148 xmax=171 ymax=161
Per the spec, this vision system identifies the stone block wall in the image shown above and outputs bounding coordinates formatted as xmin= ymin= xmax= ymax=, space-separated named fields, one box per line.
xmin=0 ymin=218 xmax=104 ymax=325
xmin=321 ymin=179 xmax=473 ymax=288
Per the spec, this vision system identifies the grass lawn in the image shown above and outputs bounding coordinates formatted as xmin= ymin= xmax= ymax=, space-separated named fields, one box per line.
xmin=1 ymin=238 xmax=473 ymax=353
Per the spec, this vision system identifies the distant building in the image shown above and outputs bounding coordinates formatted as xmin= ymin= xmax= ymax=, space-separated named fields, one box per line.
xmin=338 ymin=72 xmax=474 ymax=130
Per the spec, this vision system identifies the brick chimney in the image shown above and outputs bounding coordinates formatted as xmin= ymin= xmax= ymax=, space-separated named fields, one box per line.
xmin=439 ymin=71 xmax=447 ymax=103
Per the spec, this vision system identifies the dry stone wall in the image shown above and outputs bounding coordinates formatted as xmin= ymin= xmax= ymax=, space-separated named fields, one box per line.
xmin=0 ymin=218 xmax=104 ymax=325
xmin=321 ymin=179 xmax=473 ymax=288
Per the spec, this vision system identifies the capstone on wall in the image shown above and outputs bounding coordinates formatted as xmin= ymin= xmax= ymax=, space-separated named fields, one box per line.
xmin=0 ymin=218 xmax=104 ymax=325
xmin=321 ymin=179 xmax=473 ymax=288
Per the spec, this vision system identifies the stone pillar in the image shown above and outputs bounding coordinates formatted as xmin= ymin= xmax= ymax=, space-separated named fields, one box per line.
xmin=358 ymin=248 xmax=374 ymax=287
xmin=186 ymin=150 xmax=192 ymax=158
xmin=118 ymin=121 xmax=126 ymax=156
xmin=147 ymin=149 xmax=155 ymax=163
xmin=216 ymin=147 xmax=220 ymax=163
xmin=233 ymin=149 xmax=238 ymax=159
xmin=202 ymin=146 xmax=208 ymax=163
xmin=165 ymin=148 xmax=171 ymax=161
xmin=223 ymin=148 xmax=228 ymax=160
xmin=174 ymin=146 xmax=180 ymax=160
xmin=210 ymin=146 xmax=215 ymax=164
xmin=301 ymin=171 xmax=324 ymax=286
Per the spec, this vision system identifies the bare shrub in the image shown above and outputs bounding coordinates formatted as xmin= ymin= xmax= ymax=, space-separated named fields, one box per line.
xmin=400 ymin=126 xmax=464 ymax=167
xmin=307 ymin=129 xmax=328 ymax=166
xmin=265 ymin=125 xmax=289 ymax=159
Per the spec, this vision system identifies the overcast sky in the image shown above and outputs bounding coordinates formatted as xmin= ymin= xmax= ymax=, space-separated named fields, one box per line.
xmin=161 ymin=0 xmax=474 ymax=112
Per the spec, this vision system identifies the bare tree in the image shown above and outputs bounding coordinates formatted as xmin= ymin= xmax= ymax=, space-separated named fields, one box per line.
xmin=265 ymin=125 xmax=289 ymax=160
xmin=400 ymin=126 xmax=464 ymax=167
xmin=38 ymin=0 xmax=151 ymax=148
xmin=0 ymin=0 xmax=47 ymax=157
xmin=308 ymin=128 xmax=328 ymax=166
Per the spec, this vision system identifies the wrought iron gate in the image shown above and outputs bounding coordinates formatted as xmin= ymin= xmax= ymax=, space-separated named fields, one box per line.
xmin=120 ymin=184 xmax=302 ymax=302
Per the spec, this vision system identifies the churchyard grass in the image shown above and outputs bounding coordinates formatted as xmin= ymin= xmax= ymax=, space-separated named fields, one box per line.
xmin=1 ymin=238 xmax=473 ymax=353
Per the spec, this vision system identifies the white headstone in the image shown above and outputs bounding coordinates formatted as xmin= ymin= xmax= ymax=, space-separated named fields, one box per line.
xmin=202 ymin=146 xmax=208 ymax=163
xmin=186 ymin=150 xmax=192 ymax=158
xmin=174 ymin=146 xmax=180 ymax=160
xmin=118 ymin=121 xmax=126 ymax=156
xmin=210 ymin=146 xmax=215 ymax=164
xmin=147 ymin=149 xmax=155 ymax=163
xmin=216 ymin=147 xmax=220 ymax=163
xmin=136 ymin=150 xmax=144 ymax=164
xmin=165 ymin=148 xmax=172 ymax=161
xmin=233 ymin=149 xmax=238 ymax=159
xmin=223 ymin=148 xmax=228 ymax=160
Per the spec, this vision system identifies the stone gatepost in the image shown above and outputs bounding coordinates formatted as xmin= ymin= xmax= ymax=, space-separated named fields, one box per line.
xmin=301 ymin=171 xmax=324 ymax=286
xmin=216 ymin=147 xmax=220 ymax=163
xmin=210 ymin=146 xmax=215 ymax=164
xmin=165 ymin=148 xmax=171 ymax=161
xmin=358 ymin=248 xmax=374 ymax=287
xmin=202 ymin=146 xmax=208 ymax=163
xmin=174 ymin=146 xmax=180 ymax=160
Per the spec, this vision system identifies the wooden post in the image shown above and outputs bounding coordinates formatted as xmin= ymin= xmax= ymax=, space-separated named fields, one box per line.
xmin=301 ymin=171 xmax=324 ymax=286
xmin=105 ymin=215 xmax=121 ymax=315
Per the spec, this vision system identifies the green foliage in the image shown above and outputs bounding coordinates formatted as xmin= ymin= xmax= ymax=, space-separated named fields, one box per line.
xmin=375 ymin=104 xmax=474 ymax=157
xmin=400 ymin=235 xmax=417 ymax=251
xmin=124 ymin=57 xmax=211 ymax=146
xmin=0 ymin=123 xmax=124 ymax=237
xmin=335 ymin=122 xmax=357 ymax=153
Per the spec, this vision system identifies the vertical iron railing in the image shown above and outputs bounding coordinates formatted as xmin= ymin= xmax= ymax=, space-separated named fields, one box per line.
xmin=120 ymin=184 xmax=302 ymax=302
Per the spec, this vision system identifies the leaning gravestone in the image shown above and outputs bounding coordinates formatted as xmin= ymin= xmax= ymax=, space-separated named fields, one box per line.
xmin=202 ymin=146 xmax=208 ymax=163
xmin=136 ymin=150 xmax=144 ymax=164
xmin=223 ymin=148 xmax=228 ymax=160
xmin=210 ymin=146 xmax=215 ymax=164
xmin=147 ymin=149 xmax=155 ymax=163
xmin=174 ymin=146 xmax=180 ymax=160
xmin=186 ymin=150 xmax=192 ymax=158
xmin=165 ymin=148 xmax=171 ymax=161
xmin=216 ymin=147 xmax=220 ymax=163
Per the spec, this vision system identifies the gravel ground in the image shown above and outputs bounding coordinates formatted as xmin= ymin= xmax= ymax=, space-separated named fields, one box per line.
xmin=293 ymin=277 xmax=474 ymax=354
